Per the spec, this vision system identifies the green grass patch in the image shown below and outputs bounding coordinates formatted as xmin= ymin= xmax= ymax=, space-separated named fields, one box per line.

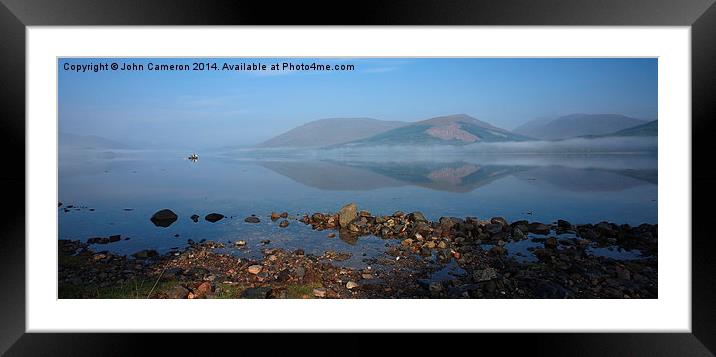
xmin=214 ymin=283 xmax=244 ymax=299
xmin=59 ymin=278 xmax=186 ymax=299
xmin=286 ymin=282 xmax=323 ymax=299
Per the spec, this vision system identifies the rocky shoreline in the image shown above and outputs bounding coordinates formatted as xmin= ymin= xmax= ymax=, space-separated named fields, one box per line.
xmin=58 ymin=204 xmax=657 ymax=299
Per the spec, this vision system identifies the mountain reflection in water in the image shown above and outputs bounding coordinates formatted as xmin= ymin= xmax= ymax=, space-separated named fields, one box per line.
xmin=58 ymin=150 xmax=657 ymax=256
xmin=258 ymin=157 xmax=656 ymax=193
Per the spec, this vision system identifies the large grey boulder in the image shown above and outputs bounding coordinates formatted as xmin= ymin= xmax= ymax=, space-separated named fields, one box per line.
xmin=338 ymin=203 xmax=358 ymax=228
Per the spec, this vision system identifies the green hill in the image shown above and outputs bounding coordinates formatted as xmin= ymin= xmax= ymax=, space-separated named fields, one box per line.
xmin=339 ymin=114 xmax=531 ymax=147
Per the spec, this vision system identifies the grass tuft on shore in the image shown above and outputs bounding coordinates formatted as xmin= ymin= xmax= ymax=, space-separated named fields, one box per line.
xmin=286 ymin=282 xmax=323 ymax=299
xmin=59 ymin=278 xmax=186 ymax=299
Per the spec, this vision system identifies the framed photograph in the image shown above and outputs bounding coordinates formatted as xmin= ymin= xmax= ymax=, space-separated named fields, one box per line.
xmin=2 ymin=0 xmax=715 ymax=355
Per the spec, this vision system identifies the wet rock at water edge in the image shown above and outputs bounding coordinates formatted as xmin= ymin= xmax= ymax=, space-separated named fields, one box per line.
xmin=485 ymin=223 xmax=503 ymax=235
xmin=338 ymin=203 xmax=358 ymax=228
xmin=346 ymin=281 xmax=359 ymax=289
xmin=87 ymin=235 xmax=121 ymax=244
xmin=407 ymin=211 xmax=427 ymax=222
xmin=510 ymin=220 xmax=529 ymax=233
xmin=132 ymin=249 xmax=158 ymax=259
xmin=205 ymin=213 xmax=224 ymax=223
xmin=87 ymin=237 xmax=107 ymax=244
xmin=244 ymin=215 xmax=260 ymax=223
xmin=234 ymin=240 xmax=247 ymax=247
xmin=260 ymin=239 xmax=271 ymax=245
xmin=529 ymin=222 xmax=551 ymax=235
xmin=439 ymin=217 xmax=455 ymax=230
xmin=544 ymin=237 xmax=558 ymax=249
xmin=279 ymin=220 xmax=289 ymax=228
xmin=190 ymin=214 xmax=200 ymax=223
xmin=491 ymin=217 xmax=509 ymax=228
xmin=557 ymin=219 xmax=573 ymax=230
xmin=150 ymin=209 xmax=178 ymax=227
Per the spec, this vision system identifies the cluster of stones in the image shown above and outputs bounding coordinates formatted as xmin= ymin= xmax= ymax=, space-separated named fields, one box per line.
xmin=300 ymin=203 xmax=657 ymax=255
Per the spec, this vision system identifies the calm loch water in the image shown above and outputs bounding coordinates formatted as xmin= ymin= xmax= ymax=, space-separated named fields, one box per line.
xmin=58 ymin=149 xmax=657 ymax=263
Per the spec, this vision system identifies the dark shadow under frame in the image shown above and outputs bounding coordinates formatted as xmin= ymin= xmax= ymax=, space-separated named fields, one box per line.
xmin=1 ymin=0 xmax=715 ymax=355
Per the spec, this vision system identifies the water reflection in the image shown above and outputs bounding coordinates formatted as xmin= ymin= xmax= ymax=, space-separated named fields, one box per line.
xmin=258 ymin=157 xmax=656 ymax=193
xmin=58 ymin=150 xmax=657 ymax=258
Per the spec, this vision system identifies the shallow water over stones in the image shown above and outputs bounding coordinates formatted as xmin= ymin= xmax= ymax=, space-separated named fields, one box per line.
xmin=59 ymin=151 xmax=657 ymax=278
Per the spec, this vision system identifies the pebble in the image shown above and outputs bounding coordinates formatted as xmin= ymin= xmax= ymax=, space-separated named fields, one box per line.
xmin=245 ymin=216 xmax=261 ymax=223
xmin=346 ymin=281 xmax=359 ymax=289
xmin=313 ymin=287 xmax=327 ymax=298
xmin=248 ymin=265 xmax=262 ymax=274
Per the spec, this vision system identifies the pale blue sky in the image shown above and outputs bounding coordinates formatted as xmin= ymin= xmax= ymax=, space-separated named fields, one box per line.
xmin=58 ymin=58 xmax=657 ymax=149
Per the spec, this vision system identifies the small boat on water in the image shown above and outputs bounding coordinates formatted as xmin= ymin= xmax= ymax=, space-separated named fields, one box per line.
xmin=188 ymin=153 xmax=199 ymax=161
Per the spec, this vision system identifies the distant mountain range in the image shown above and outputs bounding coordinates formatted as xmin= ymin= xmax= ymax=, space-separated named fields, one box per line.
xmin=256 ymin=118 xmax=407 ymax=148
xmin=258 ymin=114 xmax=530 ymax=148
xmin=60 ymin=132 xmax=131 ymax=150
xmin=256 ymin=113 xmax=657 ymax=148
xmin=513 ymin=114 xmax=651 ymax=140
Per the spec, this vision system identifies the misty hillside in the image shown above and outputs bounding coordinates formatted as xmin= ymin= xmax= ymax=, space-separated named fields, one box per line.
xmin=513 ymin=114 xmax=649 ymax=140
xmin=256 ymin=118 xmax=407 ymax=148
xmin=603 ymin=120 xmax=657 ymax=137
xmin=509 ymin=116 xmax=555 ymax=134
xmin=59 ymin=132 xmax=130 ymax=150
xmin=339 ymin=114 xmax=531 ymax=147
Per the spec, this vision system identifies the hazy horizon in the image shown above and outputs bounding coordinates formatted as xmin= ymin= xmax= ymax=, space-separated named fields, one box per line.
xmin=59 ymin=58 xmax=658 ymax=149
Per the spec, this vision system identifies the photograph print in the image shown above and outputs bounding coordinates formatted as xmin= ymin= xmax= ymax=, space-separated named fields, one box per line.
xmin=58 ymin=57 xmax=658 ymax=299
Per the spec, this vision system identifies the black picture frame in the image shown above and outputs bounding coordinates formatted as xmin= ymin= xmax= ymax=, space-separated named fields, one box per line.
xmin=2 ymin=0 xmax=715 ymax=355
